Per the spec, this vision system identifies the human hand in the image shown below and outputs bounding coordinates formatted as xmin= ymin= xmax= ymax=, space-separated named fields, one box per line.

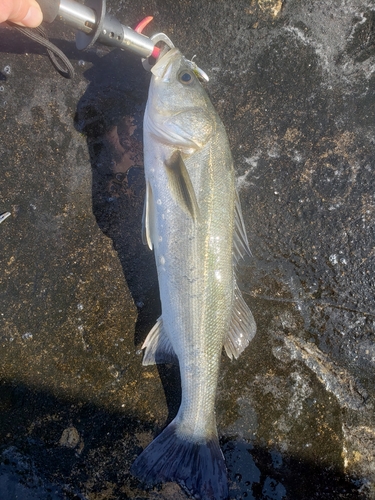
xmin=0 ymin=0 xmax=43 ymax=27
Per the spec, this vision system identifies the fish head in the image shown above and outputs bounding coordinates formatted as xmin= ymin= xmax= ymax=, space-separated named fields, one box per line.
xmin=146 ymin=48 xmax=214 ymax=152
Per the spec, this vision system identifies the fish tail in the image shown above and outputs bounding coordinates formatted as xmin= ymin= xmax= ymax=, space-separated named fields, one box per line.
xmin=131 ymin=420 xmax=228 ymax=500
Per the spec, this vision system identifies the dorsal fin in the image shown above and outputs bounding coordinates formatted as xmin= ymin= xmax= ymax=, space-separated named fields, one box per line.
xmin=225 ymin=191 xmax=256 ymax=359
xmin=224 ymin=280 xmax=256 ymax=359
xmin=233 ymin=189 xmax=252 ymax=265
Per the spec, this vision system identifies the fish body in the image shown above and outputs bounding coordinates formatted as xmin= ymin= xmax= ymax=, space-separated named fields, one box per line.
xmin=131 ymin=48 xmax=256 ymax=499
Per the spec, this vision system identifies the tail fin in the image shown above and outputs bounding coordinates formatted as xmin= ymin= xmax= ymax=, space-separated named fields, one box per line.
xmin=131 ymin=420 xmax=228 ymax=500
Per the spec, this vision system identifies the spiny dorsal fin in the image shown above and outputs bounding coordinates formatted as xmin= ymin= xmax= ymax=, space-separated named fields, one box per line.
xmin=233 ymin=189 xmax=252 ymax=265
xmin=224 ymin=280 xmax=256 ymax=360
xmin=142 ymin=317 xmax=178 ymax=365
xmin=164 ymin=151 xmax=200 ymax=221
xmin=142 ymin=180 xmax=156 ymax=250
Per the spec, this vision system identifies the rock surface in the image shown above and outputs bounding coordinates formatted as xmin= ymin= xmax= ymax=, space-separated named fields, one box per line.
xmin=0 ymin=0 xmax=374 ymax=498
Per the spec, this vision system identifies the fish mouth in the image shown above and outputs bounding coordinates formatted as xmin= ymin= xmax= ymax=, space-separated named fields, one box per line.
xmin=151 ymin=47 xmax=182 ymax=81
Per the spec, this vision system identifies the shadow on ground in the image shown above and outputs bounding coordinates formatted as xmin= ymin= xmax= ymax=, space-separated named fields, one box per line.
xmin=0 ymin=380 xmax=363 ymax=500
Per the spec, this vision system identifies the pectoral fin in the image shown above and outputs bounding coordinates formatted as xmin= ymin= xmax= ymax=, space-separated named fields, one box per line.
xmin=164 ymin=151 xmax=200 ymax=221
xmin=224 ymin=280 xmax=256 ymax=360
xmin=142 ymin=317 xmax=178 ymax=365
xmin=142 ymin=181 xmax=156 ymax=250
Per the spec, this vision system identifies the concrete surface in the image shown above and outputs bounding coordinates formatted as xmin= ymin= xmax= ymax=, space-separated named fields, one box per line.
xmin=0 ymin=0 xmax=375 ymax=498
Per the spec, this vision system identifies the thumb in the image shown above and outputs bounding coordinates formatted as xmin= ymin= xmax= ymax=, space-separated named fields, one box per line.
xmin=7 ymin=0 xmax=43 ymax=28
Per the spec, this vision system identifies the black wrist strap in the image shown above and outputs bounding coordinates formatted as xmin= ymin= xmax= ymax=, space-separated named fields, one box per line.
xmin=6 ymin=22 xmax=75 ymax=79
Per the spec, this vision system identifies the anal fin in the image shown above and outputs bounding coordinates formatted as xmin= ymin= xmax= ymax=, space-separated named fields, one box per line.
xmin=142 ymin=317 xmax=178 ymax=365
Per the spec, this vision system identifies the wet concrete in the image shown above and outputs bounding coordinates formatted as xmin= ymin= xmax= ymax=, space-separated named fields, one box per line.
xmin=0 ymin=0 xmax=374 ymax=498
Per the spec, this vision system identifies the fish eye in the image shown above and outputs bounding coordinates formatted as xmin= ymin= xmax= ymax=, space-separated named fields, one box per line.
xmin=178 ymin=71 xmax=194 ymax=84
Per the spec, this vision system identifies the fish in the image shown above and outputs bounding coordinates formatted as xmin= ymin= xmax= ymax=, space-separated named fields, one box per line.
xmin=131 ymin=47 xmax=256 ymax=499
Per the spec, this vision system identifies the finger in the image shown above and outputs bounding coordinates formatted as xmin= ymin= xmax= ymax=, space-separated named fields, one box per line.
xmin=0 ymin=0 xmax=43 ymax=27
